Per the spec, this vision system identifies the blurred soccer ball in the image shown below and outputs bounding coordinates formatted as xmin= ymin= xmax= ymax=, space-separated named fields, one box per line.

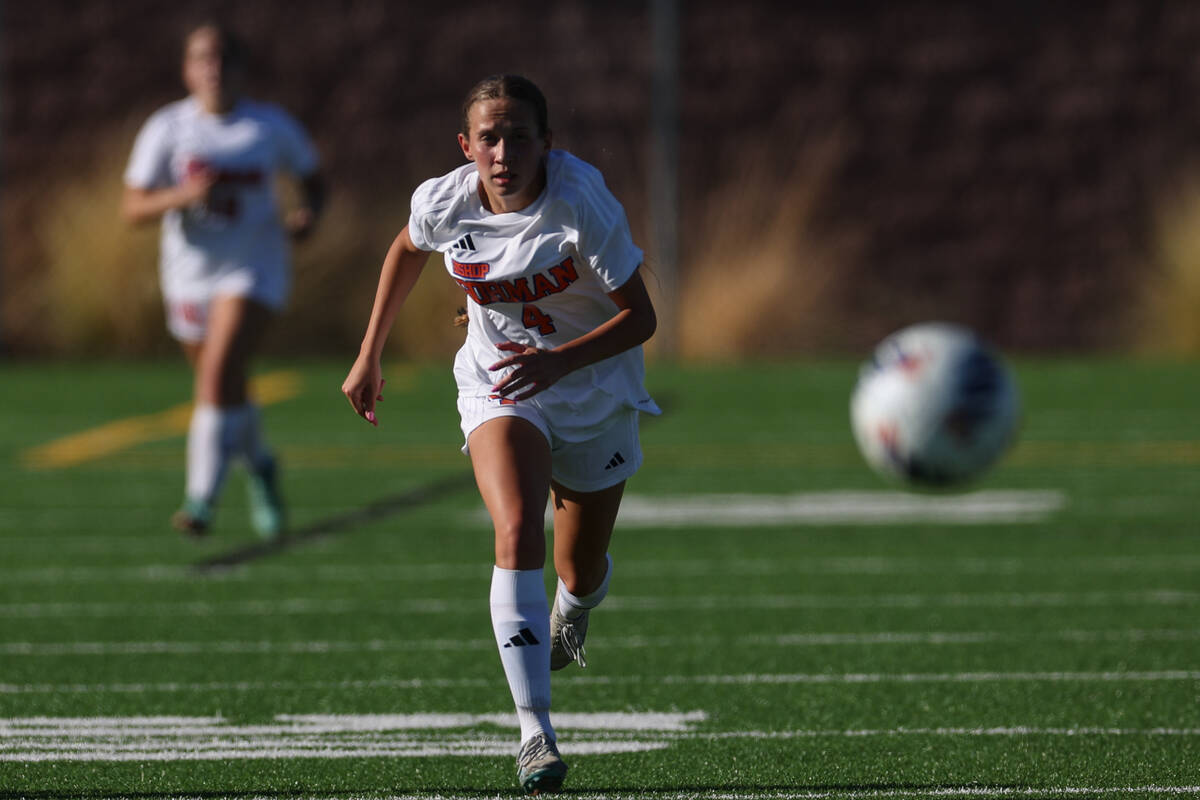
xmin=850 ymin=322 xmax=1020 ymax=487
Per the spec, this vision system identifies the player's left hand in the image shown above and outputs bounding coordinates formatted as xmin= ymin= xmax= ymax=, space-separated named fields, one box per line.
xmin=489 ymin=341 xmax=569 ymax=400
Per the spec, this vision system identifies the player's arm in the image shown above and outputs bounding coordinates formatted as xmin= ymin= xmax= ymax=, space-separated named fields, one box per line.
xmin=490 ymin=267 xmax=657 ymax=400
xmin=284 ymin=171 xmax=327 ymax=240
xmin=120 ymin=169 xmax=217 ymax=225
xmin=341 ymin=225 xmax=430 ymax=425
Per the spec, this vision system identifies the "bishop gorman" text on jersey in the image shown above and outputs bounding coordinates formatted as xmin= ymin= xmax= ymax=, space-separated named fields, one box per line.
xmin=451 ymin=257 xmax=579 ymax=306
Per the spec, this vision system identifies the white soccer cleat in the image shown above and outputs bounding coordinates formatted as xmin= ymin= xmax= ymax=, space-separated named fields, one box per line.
xmin=516 ymin=732 xmax=567 ymax=794
xmin=247 ymin=454 xmax=286 ymax=540
xmin=549 ymin=599 xmax=588 ymax=671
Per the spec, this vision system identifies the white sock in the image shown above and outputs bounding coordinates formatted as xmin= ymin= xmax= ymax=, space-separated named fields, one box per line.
xmin=490 ymin=566 xmax=554 ymax=743
xmin=185 ymin=404 xmax=249 ymax=505
xmin=556 ymin=554 xmax=613 ymax=620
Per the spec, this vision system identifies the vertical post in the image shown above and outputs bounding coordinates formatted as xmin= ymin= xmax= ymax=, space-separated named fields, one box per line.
xmin=0 ymin=2 xmax=5 ymax=356
xmin=650 ymin=0 xmax=679 ymax=357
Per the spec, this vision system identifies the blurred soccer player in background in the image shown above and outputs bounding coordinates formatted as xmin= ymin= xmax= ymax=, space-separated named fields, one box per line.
xmin=342 ymin=74 xmax=659 ymax=794
xmin=122 ymin=22 xmax=325 ymax=539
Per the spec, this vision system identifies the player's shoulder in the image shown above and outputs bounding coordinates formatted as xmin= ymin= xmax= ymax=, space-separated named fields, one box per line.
xmin=411 ymin=162 xmax=477 ymax=220
xmin=548 ymin=150 xmax=606 ymax=193
xmin=236 ymin=99 xmax=302 ymax=128
xmin=547 ymin=149 xmax=621 ymax=217
xmin=141 ymin=98 xmax=196 ymax=129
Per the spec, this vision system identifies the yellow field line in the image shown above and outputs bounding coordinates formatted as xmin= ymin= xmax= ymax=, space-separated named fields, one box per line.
xmin=20 ymin=370 xmax=304 ymax=470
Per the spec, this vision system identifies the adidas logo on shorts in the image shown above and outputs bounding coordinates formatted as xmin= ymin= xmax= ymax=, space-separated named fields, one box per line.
xmin=604 ymin=451 xmax=626 ymax=471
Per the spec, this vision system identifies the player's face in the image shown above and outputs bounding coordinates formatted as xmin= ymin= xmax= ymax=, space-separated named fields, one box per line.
xmin=458 ymin=98 xmax=551 ymax=213
xmin=183 ymin=27 xmax=243 ymax=113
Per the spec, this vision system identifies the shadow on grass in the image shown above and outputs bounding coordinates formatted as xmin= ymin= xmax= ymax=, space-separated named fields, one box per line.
xmin=190 ymin=470 xmax=477 ymax=575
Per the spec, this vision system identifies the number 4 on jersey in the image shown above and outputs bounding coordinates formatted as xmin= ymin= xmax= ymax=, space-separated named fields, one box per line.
xmin=521 ymin=304 xmax=556 ymax=335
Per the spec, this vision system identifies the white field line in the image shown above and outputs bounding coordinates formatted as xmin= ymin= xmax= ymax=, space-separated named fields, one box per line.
xmin=4 ymin=628 xmax=1200 ymax=656
xmin=4 ymin=670 xmax=1200 ymax=696
xmin=148 ymin=788 xmax=1200 ymax=800
xmin=2 ymin=590 xmax=1196 ymax=619
xmin=5 ymin=553 xmax=1200 ymax=585
xmin=384 ymin=788 xmax=1200 ymax=800
xmin=607 ymin=490 xmax=1068 ymax=526
xmin=3 ymin=712 xmax=1199 ymax=766
xmin=0 ymin=712 xmax=695 ymax=761
xmin=0 ymin=711 xmax=707 ymax=737
xmin=200 ymin=788 xmax=1200 ymax=800
xmin=604 ymin=590 xmax=1200 ymax=611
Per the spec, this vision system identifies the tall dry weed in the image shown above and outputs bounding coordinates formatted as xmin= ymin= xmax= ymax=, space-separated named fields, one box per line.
xmin=675 ymin=133 xmax=859 ymax=359
xmin=1136 ymin=179 xmax=1200 ymax=355
xmin=29 ymin=132 xmax=466 ymax=360
xmin=36 ymin=146 xmax=166 ymax=356
xmin=274 ymin=183 xmax=467 ymax=360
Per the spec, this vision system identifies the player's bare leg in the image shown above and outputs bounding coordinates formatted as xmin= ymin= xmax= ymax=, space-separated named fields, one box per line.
xmin=548 ymin=480 xmax=623 ymax=669
xmin=469 ymin=417 xmax=567 ymax=793
xmin=469 ymin=417 xmax=552 ymax=571
xmin=174 ymin=296 xmax=281 ymax=537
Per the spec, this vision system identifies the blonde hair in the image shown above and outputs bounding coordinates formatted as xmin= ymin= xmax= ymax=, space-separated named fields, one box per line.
xmin=460 ymin=74 xmax=549 ymax=137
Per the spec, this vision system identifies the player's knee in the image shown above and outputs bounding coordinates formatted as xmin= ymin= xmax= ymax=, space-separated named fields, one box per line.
xmin=555 ymin=558 xmax=606 ymax=596
xmin=493 ymin=517 xmax=546 ymax=569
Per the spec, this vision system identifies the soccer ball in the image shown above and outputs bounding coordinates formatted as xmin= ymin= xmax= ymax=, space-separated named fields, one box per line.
xmin=850 ymin=322 xmax=1020 ymax=487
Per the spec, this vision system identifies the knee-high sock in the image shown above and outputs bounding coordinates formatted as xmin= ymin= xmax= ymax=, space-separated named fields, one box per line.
xmin=556 ymin=554 xmax=613 ymax=620
xmin=239 ymin=404 xmax=273 ymax=470
xmin=490 ymin=566 xmax=554 ymax=743
xmin=185 ymin=404 xmax=249 ymax=504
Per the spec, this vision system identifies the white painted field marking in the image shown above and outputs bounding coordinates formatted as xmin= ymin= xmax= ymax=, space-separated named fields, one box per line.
xmin=487 ymin=788 xmax=1200 ymax=800
xmin=2 ymin=589 xmax=1194 ymax=619
xmin=4 ymin=713 xmax=1199 ymax=774
xmin=604 ymin=590 xmax=1200 ymax=611
xmin=648 ymin=789 xmax=1200 ymax=800
xmin=210 ymin=788 xmax=1200 ymax=800
xmin=4 ymin=669 xmax=1199 ymax=696
xmin=0 ymin=712 xmax=701 ymax=762
xmin=609 ymin=490 xmax=1067 ymax=526
xmin=4 ymin=628 xmax=1199 ymax=656
xmin=7 ymin=551 xmax=1200 ymax=586
xmin=652 ymin=670 xmax=1200 ymax=685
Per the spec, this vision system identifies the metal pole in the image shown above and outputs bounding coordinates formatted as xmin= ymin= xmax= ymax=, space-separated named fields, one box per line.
xmin=650 ymin=0 xmax=679 ymax=357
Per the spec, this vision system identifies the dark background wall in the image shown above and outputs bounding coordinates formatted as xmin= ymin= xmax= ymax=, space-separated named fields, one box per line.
xmin=5 ymin=0 xmax=1200 ymax=356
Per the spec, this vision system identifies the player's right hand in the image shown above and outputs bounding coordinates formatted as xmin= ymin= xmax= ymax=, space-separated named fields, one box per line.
xmin=178 ymin=165 xmax=218 ymax=207
xmin=342 ymin=360 xmax=385 ymax=427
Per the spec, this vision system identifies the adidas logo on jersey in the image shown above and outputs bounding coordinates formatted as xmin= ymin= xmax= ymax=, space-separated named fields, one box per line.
xmin=452 ymin=233 xmax=477 ymax=252
xmin=604 ymin=451 xmax=626 ymax=471
xmin=502 ymin=627 xmax=541 ymax=648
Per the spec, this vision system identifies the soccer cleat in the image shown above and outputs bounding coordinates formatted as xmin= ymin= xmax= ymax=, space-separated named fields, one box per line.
xmin=171 ymin=498 xmax=212 ymax=537
xmin=549 ymin=599 xmax=589 ymax=671
xmin=247 ymin=455 xmax=286 ymax=540
xmin=516 ymin=732 xmax=567 ymax=795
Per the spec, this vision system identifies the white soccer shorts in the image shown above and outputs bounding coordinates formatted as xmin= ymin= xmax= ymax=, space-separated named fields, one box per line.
xmin=457 ymin=394 xmax=643 ymax=493
xmin=162 ymin=268 xmax=288 ymax=343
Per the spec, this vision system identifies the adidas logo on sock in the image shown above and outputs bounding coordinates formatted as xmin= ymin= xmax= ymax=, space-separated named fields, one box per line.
xmin=453 ymin=233 xmax=477 ymax=252
xmin=604 ymin=451 xmax=626 ymax=470
xmin=502 ymin=627 xmax=540 ymax=648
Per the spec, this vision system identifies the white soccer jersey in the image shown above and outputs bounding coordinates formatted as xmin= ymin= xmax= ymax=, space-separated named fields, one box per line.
xmin=124 ymin=97 xmax=319 ymax=309
xmin=408 ymin=149 xmax=660 ymax=440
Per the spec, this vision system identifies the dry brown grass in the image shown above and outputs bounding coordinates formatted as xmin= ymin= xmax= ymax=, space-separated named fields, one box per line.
xmin=23 ymin=127 xmax=857 ymax=362
xmin=1136 ymin=178 xmax=1200 ymax=355
xmin=23 ymin=131 xmax=467 ymax=360
xmin=674 ymin=133 xmax=860 ymax=360
xmin=35 ymin=141 xmax=165 ymax=356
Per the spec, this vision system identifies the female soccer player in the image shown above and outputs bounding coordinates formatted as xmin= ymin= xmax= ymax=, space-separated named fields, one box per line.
xmin=122 ymin=23 xmax=325 ymax=538
xmin=342 ymin=74 xmax=659 ymax=794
